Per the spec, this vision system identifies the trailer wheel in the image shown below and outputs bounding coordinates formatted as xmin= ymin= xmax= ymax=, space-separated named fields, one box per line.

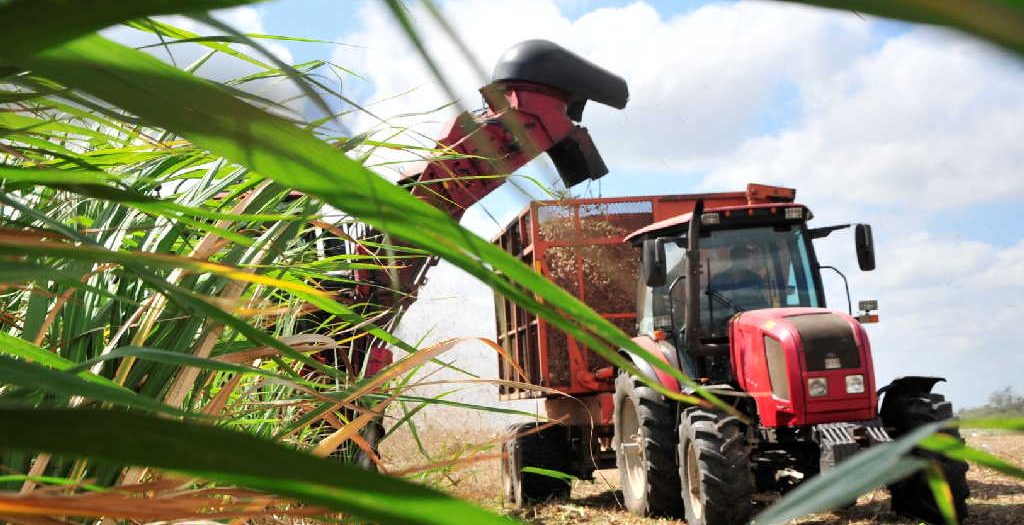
xmin=502 ymin=422 xmax=571 ymax=508
xmin=324 ymin=418 xmax=383 ymax=471
xmin=678 ymin=407 xmax=754 ymax=525
xmin=354 ymin=420 xmax=384 ymax=471
xmin=613 ymin=371 xmax=683 ymax=517
xmin=883 ymin=393 xmax=969 ymax=525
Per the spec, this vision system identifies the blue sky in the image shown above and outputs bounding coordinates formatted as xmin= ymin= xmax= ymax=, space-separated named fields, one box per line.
xmin=257 ymin=0 xmax=734 ymax=45
xmin=214 ymin=0 xmax=1024 ymax=410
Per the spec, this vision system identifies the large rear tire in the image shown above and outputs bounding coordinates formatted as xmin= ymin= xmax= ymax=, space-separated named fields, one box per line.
xmin=502 ymin=422 xmax=571 ymax=508
xmin=613 ymin=371 xmax=683 ymax=517
xmin=884 ymin=393 xmax=969 ymax=525
xmin=677 ymin=407 xmax=754 ymax=525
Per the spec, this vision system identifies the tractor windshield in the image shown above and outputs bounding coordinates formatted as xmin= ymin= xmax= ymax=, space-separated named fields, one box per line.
xmin=664 ymin=225 xmax=821 ymax=338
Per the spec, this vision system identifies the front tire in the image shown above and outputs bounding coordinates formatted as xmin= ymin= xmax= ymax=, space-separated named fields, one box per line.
xmin=677 ymin=407 xmax=754 ymax=525
xmin=613 ymin=371 xmax=683 ymax=517
xmin=883 ymin=392 xmax=969 ymax=525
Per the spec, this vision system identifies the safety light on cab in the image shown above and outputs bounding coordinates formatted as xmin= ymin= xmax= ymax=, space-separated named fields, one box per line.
xmin=700 ymin=212 xmax=720 ymax=226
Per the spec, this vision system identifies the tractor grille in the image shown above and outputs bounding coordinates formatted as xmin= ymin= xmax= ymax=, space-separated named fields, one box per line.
xmin=789 ymin=313 xmax=861 ymax=371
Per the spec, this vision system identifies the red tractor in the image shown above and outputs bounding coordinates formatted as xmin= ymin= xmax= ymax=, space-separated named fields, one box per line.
xmin=485 ymin=46 xmax=969 ymax=525
xmin=625 ymin=196 xmax=969 ymax=525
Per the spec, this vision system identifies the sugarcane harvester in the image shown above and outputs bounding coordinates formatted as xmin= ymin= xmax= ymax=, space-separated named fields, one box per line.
xmin=305 ymin=42 xmax=628 ymax=464
xmin=329 ymin=39 xmax=626 ymax=358
xmin=475 ymin=46 xmax=969 ymax=525
xmin=361 ymin=39 xmax=629 ymax=308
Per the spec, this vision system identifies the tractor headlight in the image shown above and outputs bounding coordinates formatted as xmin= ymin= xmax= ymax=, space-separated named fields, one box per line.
xmin=845 ymin=374 xmax=865 ymax=394
xmin=807 ymin=377 xmax=828 ymax=397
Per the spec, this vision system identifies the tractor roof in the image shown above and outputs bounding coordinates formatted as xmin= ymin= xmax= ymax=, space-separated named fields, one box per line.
xmin=623 ymin=203 xmax=812 ymax=242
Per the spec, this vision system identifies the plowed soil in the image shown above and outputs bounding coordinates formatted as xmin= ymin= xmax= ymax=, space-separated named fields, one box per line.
xmin=511 ymin=432 xmax=1022 ymax=524
xmin=385 ymin=429 xmax=1023 ymax=524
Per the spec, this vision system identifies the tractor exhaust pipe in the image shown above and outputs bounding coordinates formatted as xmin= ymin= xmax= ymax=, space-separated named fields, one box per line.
xmin=685 ymin=200 xmax=704 ymax=359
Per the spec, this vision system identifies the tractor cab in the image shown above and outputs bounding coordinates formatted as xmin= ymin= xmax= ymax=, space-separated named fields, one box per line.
xmin=626 ymin=197 xmax=881 ymax=424
xmin=632 ymin=205 xmax=823 ymax=348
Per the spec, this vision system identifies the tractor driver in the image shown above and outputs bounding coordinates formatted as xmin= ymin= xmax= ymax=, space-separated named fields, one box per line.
xmin=709 ymin=244 xmax=769 ymax=313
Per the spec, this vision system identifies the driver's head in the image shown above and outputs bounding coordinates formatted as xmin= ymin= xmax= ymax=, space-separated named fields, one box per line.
xmin=729 ymin=244 xmax=756 ymax=268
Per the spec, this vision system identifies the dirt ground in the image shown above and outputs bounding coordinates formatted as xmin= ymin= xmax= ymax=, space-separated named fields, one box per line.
xmin=382 ymin=428 xmax=1023 ymax=524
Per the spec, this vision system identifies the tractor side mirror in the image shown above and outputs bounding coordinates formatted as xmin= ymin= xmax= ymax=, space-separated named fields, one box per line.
xmin=642 ymin=239 xmax=666 ymax=287
xmin=855 ymin=224 xmax=876 ymax=271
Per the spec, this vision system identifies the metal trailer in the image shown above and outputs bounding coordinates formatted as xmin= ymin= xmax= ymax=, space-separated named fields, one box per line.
xmin=491 ymin=185 xmax=796 ymax=476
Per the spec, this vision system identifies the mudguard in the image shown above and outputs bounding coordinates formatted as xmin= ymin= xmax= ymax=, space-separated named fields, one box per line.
xmin=878 ymin=376 xmax=947 ymax=421
xmin=878 ymin=376 xmax=946 ymax=398
xmin=621 ymin=335 xmax=683 ymax=393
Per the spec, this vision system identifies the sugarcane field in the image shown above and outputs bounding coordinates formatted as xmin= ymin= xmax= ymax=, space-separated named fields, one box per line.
xmin=1 ymin=1 xmax=1022 ymax=524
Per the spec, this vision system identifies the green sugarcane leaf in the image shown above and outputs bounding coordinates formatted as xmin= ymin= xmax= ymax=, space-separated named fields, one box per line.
xmin=0 ymin=0 xmax=261 ymax=59
xmin=0 ymin=355 xmax=190 ymax=418
xmin=0 ymin=233 xmax=422 ymax=360
xmin=0 ymin=331 xmax=82 ymax=371
xmin=1 ymin=165 xmax=308 ymax=223
xmin=958 ymin=417 xmax=1024 ymax=431
xmin=65 ymin=346 xmax=323 ymax=390
xmin=520 ymin=467 xmax=577 ymax=482
xmin=775 ymin=0 xmax=1024 ymax=58
xmin=924 ymin=462 xmax=959 ymax=525
xmin=0 ymin=408 xmax=517 ymax=525
xmin=920 ymin=432 xmax=1024 ymax=478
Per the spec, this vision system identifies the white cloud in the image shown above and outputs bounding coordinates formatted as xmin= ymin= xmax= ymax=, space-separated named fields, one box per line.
xmin=854 ymin=234 xmax=1024 ymax=405
xmin=694 ymin=19 xmax=1024 ymax=408
xmin=708 ymin=26 xmax=1024 ymax=215
xmin=334 ymin=0 xmax=875 ymax=174
xmin=212 ymin=5 xmax=265 ymax=33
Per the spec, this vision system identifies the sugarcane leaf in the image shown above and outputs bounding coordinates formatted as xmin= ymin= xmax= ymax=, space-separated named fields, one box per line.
xmin=924 ymin=462 xmax=959 ymax=525
xmin=0 ymin=408 xmax=517 ymax=525
xmin=0 ymin=0 xmax=260 ymax=58
xmin=958 ymin=417 xmax=1024 ymax=431
xmin=0 ymin=356 xmax=190 ymax=417
xmin=775 ymin=0 xmax=1024 ymax=58
xmin=920 ymin=432 xmax=1024 ymax=478
xmin=752 ymin=423 xmax=941 ymax=524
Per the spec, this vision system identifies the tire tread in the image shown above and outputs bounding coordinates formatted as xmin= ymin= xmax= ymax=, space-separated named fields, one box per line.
xmin=884 ymin=393 xmax=970 ymax=525
xmin=503 ymin=422 xmax=571 ymax=507
xmin=614 ymin=371 xmax=683 ymax=517
xmin=679 ymin=407 xmax=754 ymax=525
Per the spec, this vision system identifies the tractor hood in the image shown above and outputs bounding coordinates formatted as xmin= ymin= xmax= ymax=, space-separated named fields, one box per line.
xmin=729 ymin=308 xmax=878 ymax=427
